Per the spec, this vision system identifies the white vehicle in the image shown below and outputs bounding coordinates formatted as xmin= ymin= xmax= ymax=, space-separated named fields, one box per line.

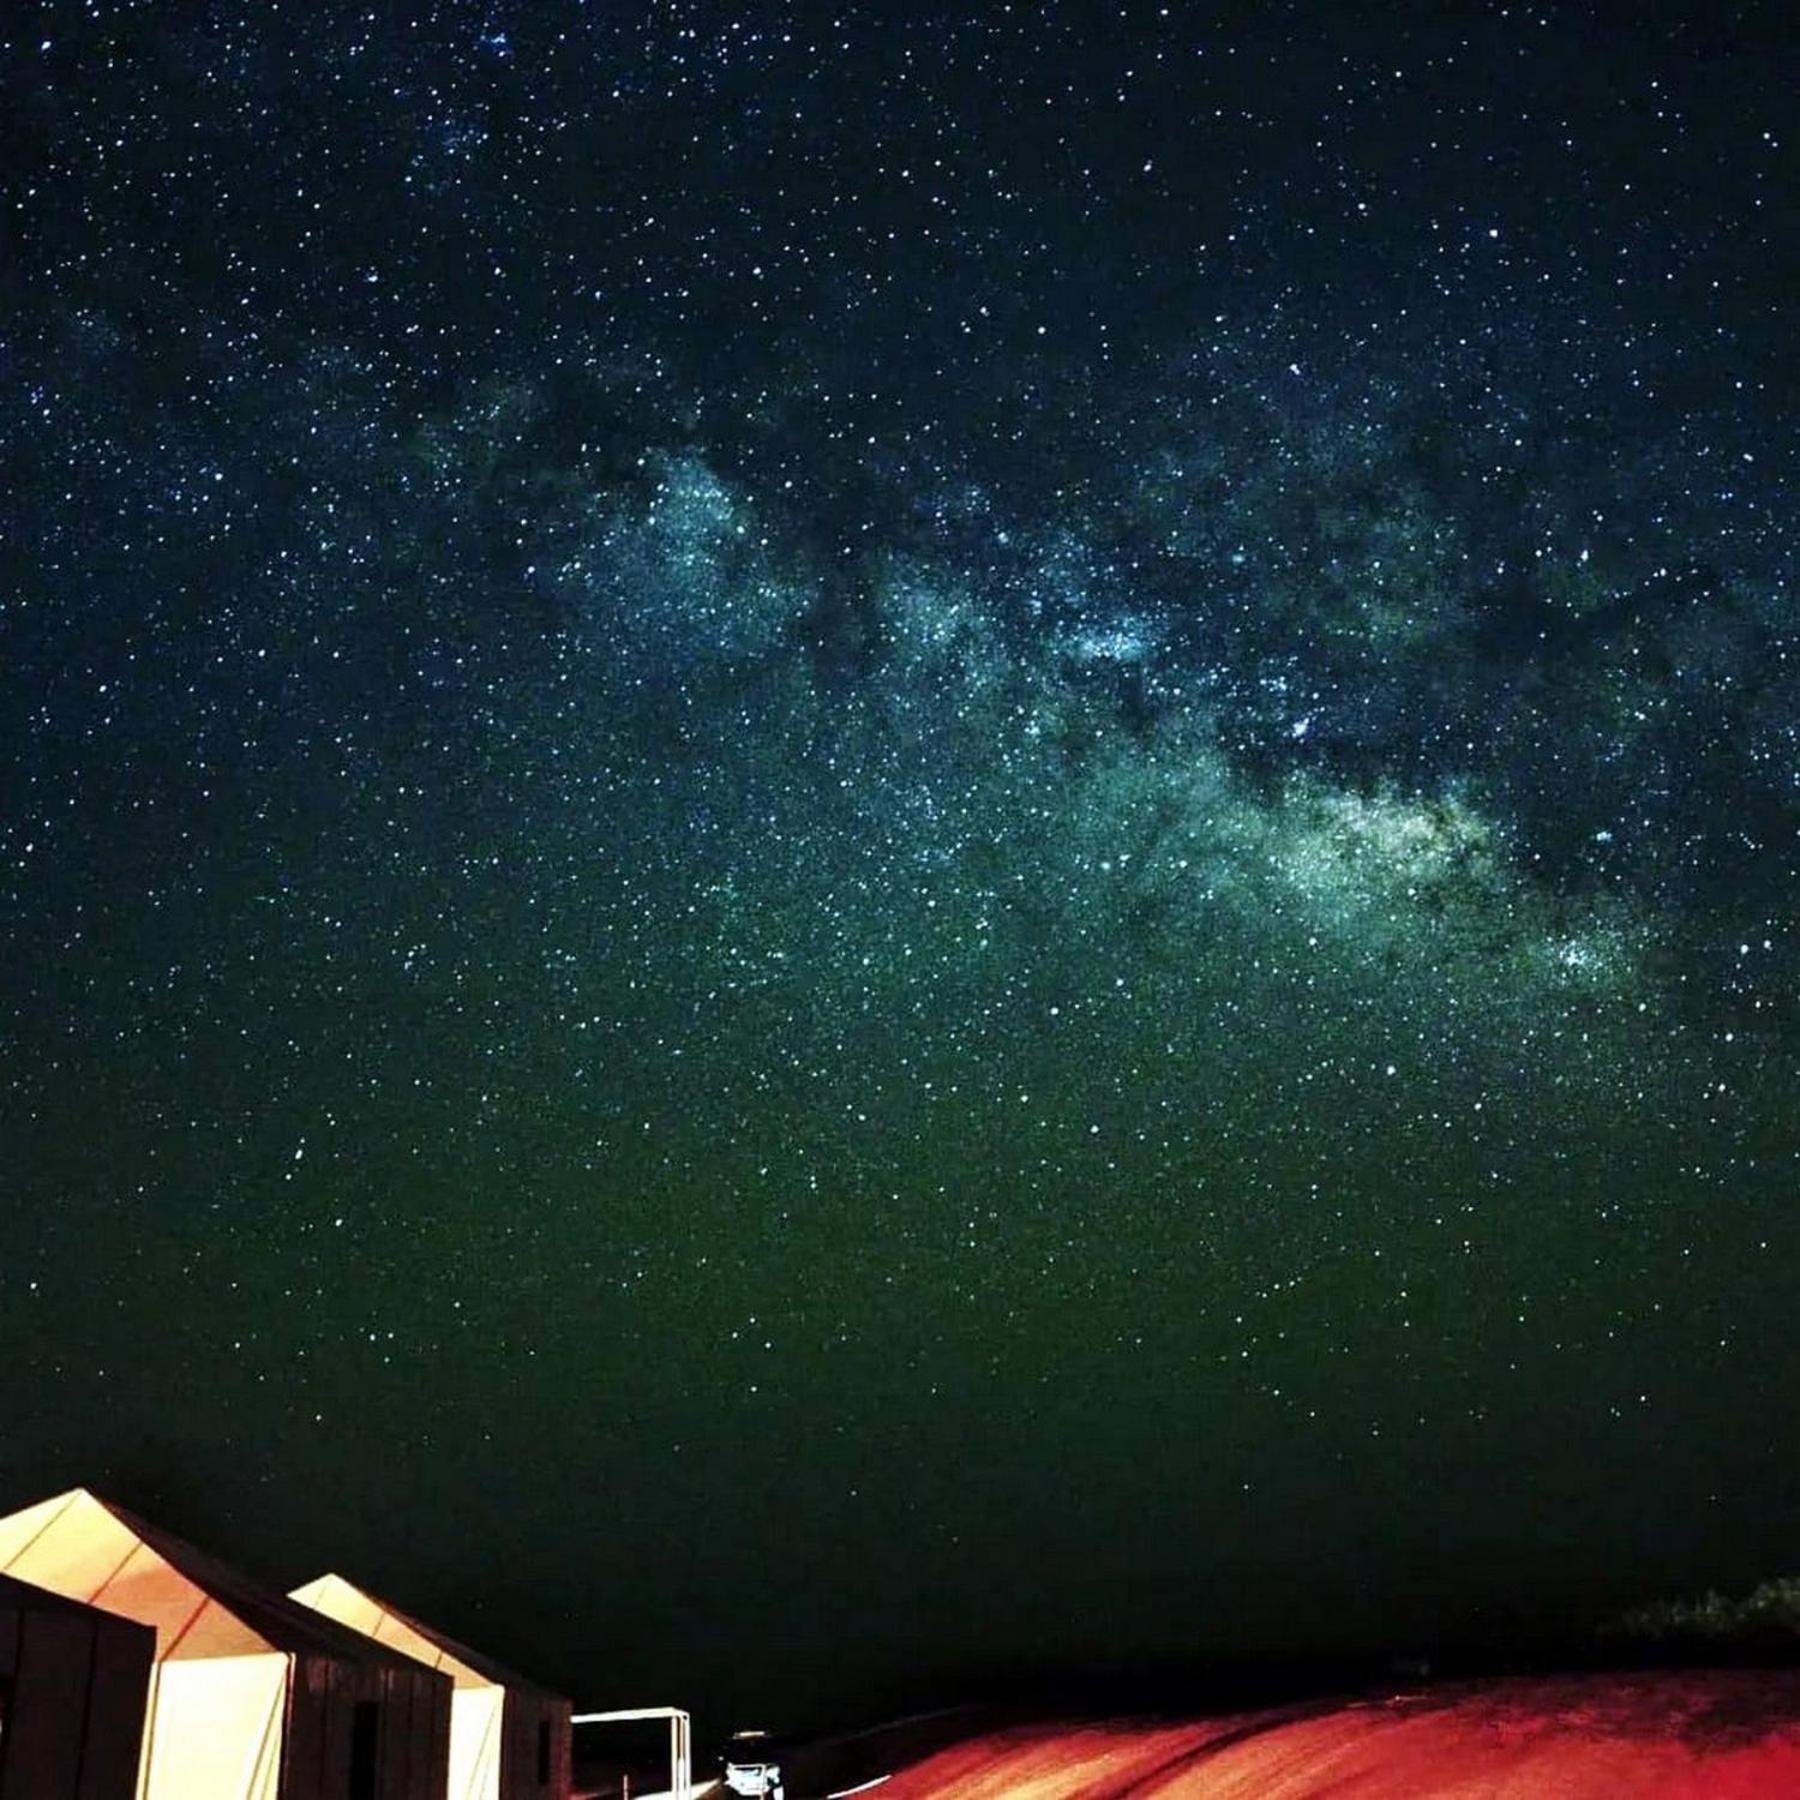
xmin=722 ymin=1729 xmax=786 ymax=1799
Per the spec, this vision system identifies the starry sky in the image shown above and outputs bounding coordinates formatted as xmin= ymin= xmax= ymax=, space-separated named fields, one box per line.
xmin=2 ymin=0 xmax=1797 ymax=1740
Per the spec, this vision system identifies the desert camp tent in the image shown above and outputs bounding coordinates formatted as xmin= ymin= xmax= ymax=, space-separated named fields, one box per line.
xmin=0 ymin=1489 xmax=452 ymax=1800
xmin=0 ymin=1571 xmax=154 ymax=1800
xmin=291 ymin=1574 xmax=571 ymax=1800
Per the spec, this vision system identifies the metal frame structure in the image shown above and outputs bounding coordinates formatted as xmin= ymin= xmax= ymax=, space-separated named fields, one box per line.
xmin=572 ymin=1705 xmax=693 ymax=1800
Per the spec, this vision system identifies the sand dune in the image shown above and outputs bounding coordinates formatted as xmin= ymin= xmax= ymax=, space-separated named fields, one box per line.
xmin=873 ymin=1671 xmax=1800 ymax=1798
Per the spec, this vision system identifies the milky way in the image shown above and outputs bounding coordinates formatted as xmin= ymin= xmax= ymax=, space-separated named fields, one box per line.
xmin=2 ymin=0 xmax=1796 ymax=1733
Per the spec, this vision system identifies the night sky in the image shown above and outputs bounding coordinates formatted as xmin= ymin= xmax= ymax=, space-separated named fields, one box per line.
xmin=3 ymin=0 xmax=1798 ymax=1741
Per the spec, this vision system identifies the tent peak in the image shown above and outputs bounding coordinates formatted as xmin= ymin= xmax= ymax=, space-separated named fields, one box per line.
xmin=291 ymin=1570 xmax=564 ymax=1697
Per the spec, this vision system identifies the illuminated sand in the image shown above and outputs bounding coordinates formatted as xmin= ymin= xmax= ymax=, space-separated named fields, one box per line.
xmin=872 ymin=1672 xmax=1800 ymax=1798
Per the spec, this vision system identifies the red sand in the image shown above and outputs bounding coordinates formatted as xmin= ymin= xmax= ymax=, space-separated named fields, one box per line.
xmin=873 ymin=1672 xmax=1800 ymax=1798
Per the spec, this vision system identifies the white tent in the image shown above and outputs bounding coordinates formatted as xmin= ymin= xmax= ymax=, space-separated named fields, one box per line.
xmin=291 ymin=1572 xmax=571 ymax=1800
xmin=0 ymin=1489 xmax=452 ymax=1800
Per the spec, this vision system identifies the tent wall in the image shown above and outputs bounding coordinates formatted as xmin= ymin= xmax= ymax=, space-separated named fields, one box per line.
xmin=282 ymin=1654 xmax=451 ymax=1800
xmin=140 ymin=1654 xmax=286 ymax=1800
xmin=447 ymin=1685 xmax=504 ymax=1800
xmin=0 ymin=1593 xmax=154 ymax=1800
xmin=500 ymin=1692 xmax=572 ymax=1800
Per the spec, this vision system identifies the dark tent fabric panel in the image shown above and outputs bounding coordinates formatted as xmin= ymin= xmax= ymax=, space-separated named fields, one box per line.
xmin=394 ymin=1661 xmax=453 ymax=1800
xmin=0 ymin=1583 xmax=154 ymax=1800
xmin=370 ymin=1656 xmax=450 ymax=1800
xmin=280 ymin=1654 xmax=451 ymax=1800
xmin=500 ymin=1691 xmax=573 ymax=1800
xmin=75 ymin=1613 xmax=157 ymax=1800
xmin=281 ymin=1651 xmax=328 ymax=1796
xmin=3 ymin=1609 xmax=88 ymax=1798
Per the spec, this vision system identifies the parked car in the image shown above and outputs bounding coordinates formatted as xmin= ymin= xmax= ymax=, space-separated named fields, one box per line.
xmin=722 ymin=1728 xmax=786 ymax=1798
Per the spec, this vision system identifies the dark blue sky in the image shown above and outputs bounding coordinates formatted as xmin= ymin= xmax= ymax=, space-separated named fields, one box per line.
xmin=2 ymin=0 xmax=1797 ymax=1736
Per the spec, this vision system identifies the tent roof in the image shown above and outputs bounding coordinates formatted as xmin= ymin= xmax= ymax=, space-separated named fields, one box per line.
xmin=291 ymin=1572 xmax=563 ymax=1698
xmin=0 ymin=1489 xmax=433 ymax=1670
